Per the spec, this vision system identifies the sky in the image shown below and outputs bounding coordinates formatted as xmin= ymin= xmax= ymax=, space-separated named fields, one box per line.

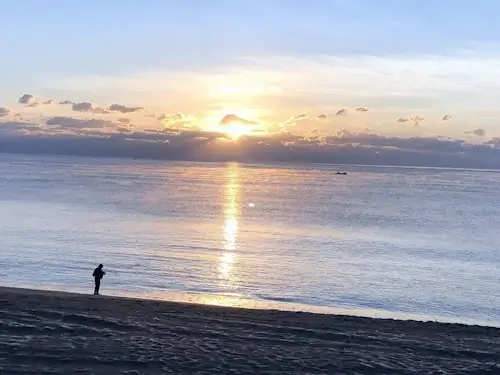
xmin=2 ymin=0 xmax=500 ymax=167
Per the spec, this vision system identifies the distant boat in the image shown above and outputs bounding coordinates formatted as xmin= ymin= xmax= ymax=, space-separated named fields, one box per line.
xmin=335 ymin=172 xmax=347 ymax=175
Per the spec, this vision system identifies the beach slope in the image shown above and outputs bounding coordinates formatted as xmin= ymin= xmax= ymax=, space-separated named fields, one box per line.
xmin=0 ymin=287 xmax=499 ymax=374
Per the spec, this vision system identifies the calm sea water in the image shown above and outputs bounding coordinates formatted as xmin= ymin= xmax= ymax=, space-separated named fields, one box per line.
xmin=0 ymin=154 xmax=499 ymax=325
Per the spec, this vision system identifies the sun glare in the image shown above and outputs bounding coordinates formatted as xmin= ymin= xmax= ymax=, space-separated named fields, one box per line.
xmin=203 ymin=109 xmax=267 ymax=140
xmin=223 ymin=122 xmax=254 ymax=139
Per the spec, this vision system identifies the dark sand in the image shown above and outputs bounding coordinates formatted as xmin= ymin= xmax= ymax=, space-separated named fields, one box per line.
xmin=0 ymin=287 xmax=499 ymax=374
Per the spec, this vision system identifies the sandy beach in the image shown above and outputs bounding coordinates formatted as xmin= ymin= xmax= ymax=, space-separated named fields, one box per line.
xmin=0 ymin=287 xmax=499 ymax=374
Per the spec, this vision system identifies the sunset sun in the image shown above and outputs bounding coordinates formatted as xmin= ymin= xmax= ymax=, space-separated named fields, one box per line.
xmin=206 ymin=112 xmax=266 ymax=140
xmin=223 ymin=122 xmax=254 ymax=139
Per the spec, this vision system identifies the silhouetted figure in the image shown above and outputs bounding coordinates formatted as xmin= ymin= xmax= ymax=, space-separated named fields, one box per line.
xmin=92 ymin=264 xmax=105 ymax=295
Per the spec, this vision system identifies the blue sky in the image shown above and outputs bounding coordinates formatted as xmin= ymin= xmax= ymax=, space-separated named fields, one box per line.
xmin=1 ymin=0 xmax=500 ymax=140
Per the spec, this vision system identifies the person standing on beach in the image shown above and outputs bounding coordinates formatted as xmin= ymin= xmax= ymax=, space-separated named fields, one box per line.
xmin=92 ymin=264 xmax=105 ymax=295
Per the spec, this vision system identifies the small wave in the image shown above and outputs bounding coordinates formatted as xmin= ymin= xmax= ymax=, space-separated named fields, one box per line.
xmin=251 ymin=293 xmax=300 ymax=304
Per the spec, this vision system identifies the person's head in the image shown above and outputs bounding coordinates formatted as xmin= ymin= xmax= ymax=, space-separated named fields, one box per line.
xmin=98 ymin=264 xmax=103 ymax=269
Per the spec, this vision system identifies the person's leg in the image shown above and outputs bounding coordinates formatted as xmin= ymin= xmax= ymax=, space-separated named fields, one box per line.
xmin=94 ymin=279 xmax=100 ymax=295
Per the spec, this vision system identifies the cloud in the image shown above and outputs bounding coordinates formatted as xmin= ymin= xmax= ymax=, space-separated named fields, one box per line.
xmin=92 ymin=107 xmax=111 ymax=114
xmin=158 ymin=112 xmax=187 ymax=124
xmin=0 ymin=107 xmax=10 ymax=117
xmin=42 ymin=100 xmax=55 ymax=105
xmin=59 ymin=100 xmax=73 ymax=105
xmin=72 ymin=102 xmax=94 ymax=112
xmin=26 ymin=102 xmax=39 ymax=107
xmin=322 ymin=130 xmax=468 ymax=153
xmin=116 ymin=126 xmax=133 ymax=133
xmin=71 ymin=102 xmax=109 ymax=114
xmin=441 ymin=114 xmax=452 ymax=121
xmin=485 ymin=137 xmax=500 ymax=148
xmin=355 ymin=107 xmax=369 ymax=112
xmin=473 ymin=128 xmax=486 ymax=136
xmin=411 ymin=116 xmax=425 ymax=126
xmin=397 ymin=116 xmax=424 ymax=125
xmin=284 ymin=114 xmax=307 ymax=125
xmin=118 ymin=118 xmax=130 ymax=124
xmin=465 ymin=128 xmax=486 ymax=137
xmin=0 ymin=120 xmax=41 ymax=132
xmin=317 ymin=114 xmax=327 ymax=120
xmin=108 ymin=104 xmax=144 ymax=113
xmin=45 ymin=116 xmax=116 ymax=129
xmin=219 ymin=114 xmax=257 ymax=125
xmin=3 ymin=122 xmax=500 ymax=168
xmin=336 ymin=108 xmax=347 ymax=116
xmin=18 ymin=94 xmax=34 ymax=104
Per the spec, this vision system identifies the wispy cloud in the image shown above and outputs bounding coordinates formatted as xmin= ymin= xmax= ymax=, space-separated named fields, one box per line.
xmin=43 ymin=51 xmax=500 ymax=142
xmin=44 ymin=50 xmax=500 ymax=132
xmin=336 ymin=108 xmax=347 ymax=116
xmin=397 ymin=116 xmax=424 ymax=126
xmin=317 ymin=114 xmax=327 ymax=120
xmin=284 ymin=113 xmax=307 ymax=125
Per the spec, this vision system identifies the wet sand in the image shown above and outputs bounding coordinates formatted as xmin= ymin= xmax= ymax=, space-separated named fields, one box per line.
xmin=0 ymin=287 xmax=499 ymax=374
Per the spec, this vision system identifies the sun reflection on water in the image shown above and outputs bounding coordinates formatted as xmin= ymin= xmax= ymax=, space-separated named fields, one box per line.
xmin=219 ymin=163 xmax=240 ymax=288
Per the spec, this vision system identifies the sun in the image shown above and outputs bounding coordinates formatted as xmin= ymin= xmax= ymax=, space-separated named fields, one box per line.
xmin=203 ymin=110 xmax=268 ymax=140
xmin=223 ymin=122 xmax=254 ymax=139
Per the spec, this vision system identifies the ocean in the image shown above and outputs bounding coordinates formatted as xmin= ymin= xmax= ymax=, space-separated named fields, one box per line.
xmin=0 ymin=153 xmax=499 ymax=326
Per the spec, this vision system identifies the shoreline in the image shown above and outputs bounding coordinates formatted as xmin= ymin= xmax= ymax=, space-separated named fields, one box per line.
xmin=1 ymin=286 xmax=499 ymax=374
xmin=3 ymin=284 xmax=499 ymax=329
xmin=0 ymin=285 xmax=478 ymax=327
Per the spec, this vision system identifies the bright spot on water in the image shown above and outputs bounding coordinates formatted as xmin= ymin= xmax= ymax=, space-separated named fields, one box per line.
xmin=248 ymin=203 xmax=255 ymax=207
